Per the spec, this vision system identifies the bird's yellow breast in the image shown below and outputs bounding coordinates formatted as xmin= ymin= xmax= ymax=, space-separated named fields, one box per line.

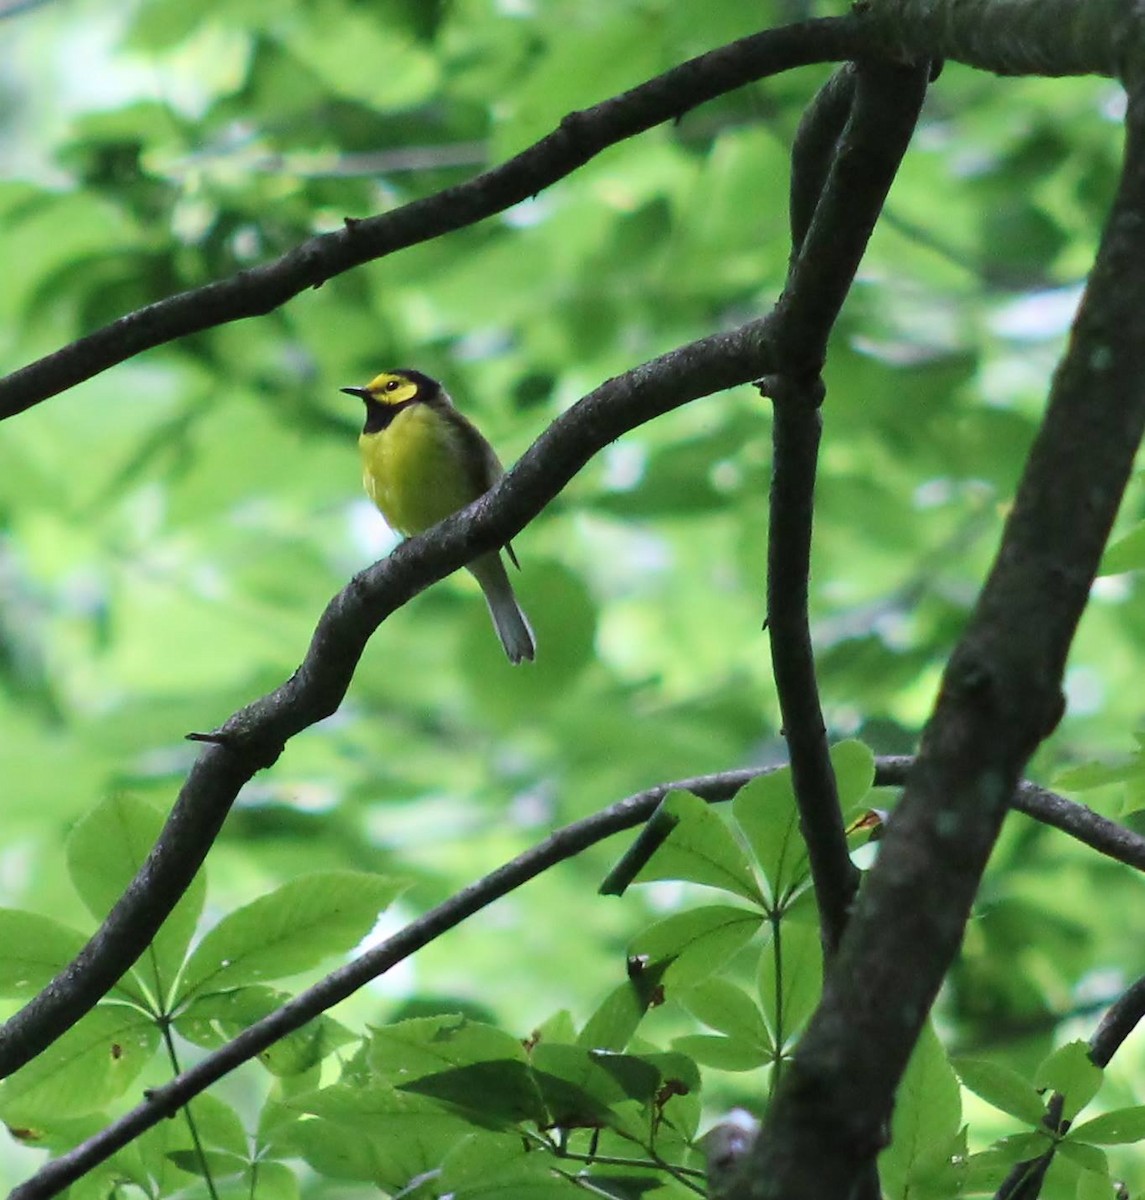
xmin=359 ymin=403 xmax=480 ymax=536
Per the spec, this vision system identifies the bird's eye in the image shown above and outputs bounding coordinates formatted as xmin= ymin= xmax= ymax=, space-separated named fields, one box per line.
xmin=384 ymin=379 xmax=400 ymax=392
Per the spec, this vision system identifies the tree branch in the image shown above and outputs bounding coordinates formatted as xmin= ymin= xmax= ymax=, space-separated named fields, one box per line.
xmin=864 ymin=0 xmax=1132 ymax=80
xmin=738 ymin=79 xmax=1145 ymax=1198
xmin=764 ymin=60 xmax=930 ymax=959
xmin=875 ymin=758 xmax=1145 ymax=872
xmin=11 ymin=756 xmax=1139 ymax=1198
xmin=0 ymin=17 xmax=868 ymax=423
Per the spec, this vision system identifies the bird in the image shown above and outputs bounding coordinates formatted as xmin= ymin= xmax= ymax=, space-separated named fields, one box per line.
xmin=340 ymin=368 xmax=536 ymax=664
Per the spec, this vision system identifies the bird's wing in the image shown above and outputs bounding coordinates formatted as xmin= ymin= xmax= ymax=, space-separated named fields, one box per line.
xmin=449 ymin=409 xmax=522 ymax=569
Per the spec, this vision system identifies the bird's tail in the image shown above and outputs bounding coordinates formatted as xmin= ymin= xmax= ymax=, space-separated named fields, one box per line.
xmin=468 ymin=553 xmax=536 ymax=664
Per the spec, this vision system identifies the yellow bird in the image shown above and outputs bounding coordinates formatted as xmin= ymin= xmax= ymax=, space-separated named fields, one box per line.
xmin=341 ymin=368 xmax=536 ymax=664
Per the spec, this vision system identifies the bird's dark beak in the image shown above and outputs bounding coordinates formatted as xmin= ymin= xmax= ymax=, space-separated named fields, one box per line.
xmin=340 ymin=386 xmax=372 ymax=400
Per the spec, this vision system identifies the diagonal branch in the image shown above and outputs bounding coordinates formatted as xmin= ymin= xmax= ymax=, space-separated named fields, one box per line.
xmin=0 ymin=17 xmax=868 ymax=423
xmin=740 ymin=80 xmax=1145 ymax=1199
xmin=12 ymin=755 xmax=1141 ymax=1199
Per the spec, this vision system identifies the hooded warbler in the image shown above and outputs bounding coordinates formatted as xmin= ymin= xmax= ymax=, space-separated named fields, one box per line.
xmin=341 ymin=368 xmax=536 ymax=664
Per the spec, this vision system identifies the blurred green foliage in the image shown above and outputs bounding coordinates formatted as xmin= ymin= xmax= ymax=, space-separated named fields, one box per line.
xmin=2 ymin=0 xmax=1145 ymax=1195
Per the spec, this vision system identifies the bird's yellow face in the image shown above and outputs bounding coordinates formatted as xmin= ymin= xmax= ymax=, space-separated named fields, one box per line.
xmin=360 ymin=371 xmax=421 ymax=407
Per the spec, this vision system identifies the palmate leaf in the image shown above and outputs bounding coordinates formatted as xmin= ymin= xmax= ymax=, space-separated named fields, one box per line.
xmin=757 ymin=916 xmax=822 ymax=1046
xmin=65 ymin=792 xmax=206 ymax=1005
xmin=177 ymin=870 xmax=406 ymax=1000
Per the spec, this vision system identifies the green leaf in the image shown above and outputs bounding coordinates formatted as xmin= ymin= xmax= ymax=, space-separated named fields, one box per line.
xmin=186 ymin=1093 xmax=249 ymax=1158
xmin=577 ymin=957 xmax=670 ymax=1052
xmin=530 ymin=1043 xmax=696 ymax=1133
xmin=880 ymin=1022 xmax=963 ymax=1200
xmin=831 ymin=739 xmax=877 ymax=807
xmin=1056 ymin=1137 xmax=1109 ymax=1174
xmin=0 ymin=909 xmax=89 ymax=998
xmin=440 ymin=1131 xmax=574 ymax=1199
xmin=629 ymin=905 xmax=762 ymax=989
xmin=603 ymin=791 xmax=763 ymax=903
xmin=177 ymin=987 xmax=354 ymax=1076
xmin=400 ymin=1059 xmax=548 ymax=1127
xmin=166 ymin=1149 xmax=247 ymax=1178
xmin=1073 ymin=1160 xmax=1115 ymax=1200
xmin=1069 ymin=1104 xmax=1145 ymax=1145
xmin=66 ymin=793 xmax=206 ymax=1005
xmin=680 ymin=977 xmax=771 ymax=1049
xmin=670 ymin=1033 xmax=767 ymax=1072
xmin=1100 ymin=520 xmax=1145 ymax=574
xmin=249 ymin=1160 xmax=300 ymax=1200
xmin=954 ymin=1058 xmax=1047 ymax=1125
xmin=283 ymin=0 xmax=439 ymax=110
xmin=1034 ymin=1041 xmax=1101 ymax=1121
xmin=178 ymin=870 xmax=406 ymax=999
xmin=1053 ymin=757 xmax=1145 ymax=791
xmin=369 ymin=1015 xmax=527 ymax=1085
xmin=0 ymin=1005 xmax=159 ymax=1123
xmin=731 ymin=770 xmax=807 ymax=905
xmin=288 ymin=1085 xmax=471 ymax=1192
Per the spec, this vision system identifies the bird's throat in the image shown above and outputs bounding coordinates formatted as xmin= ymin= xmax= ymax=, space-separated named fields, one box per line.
xmin=362 ymin=399 xmax=416 ymax=434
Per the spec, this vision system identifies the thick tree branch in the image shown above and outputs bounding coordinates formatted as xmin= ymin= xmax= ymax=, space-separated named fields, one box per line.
xmin=788 ymin=65 xmax=857 ymax=259
xmin=12 ymin=757 xmax=1140 ymax=1198
xmin=738 ymin=81 xmax=1145 ymax=1198
xmin=865 ymin=0 xmax=1136 ymax=80
xmin=0 ymin=17 xmax=867 ymax=423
